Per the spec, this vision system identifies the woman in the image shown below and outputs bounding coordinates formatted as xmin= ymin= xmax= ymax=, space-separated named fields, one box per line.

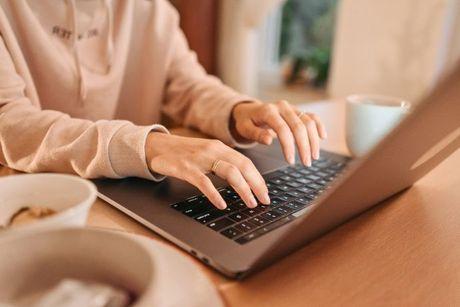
xmin=0 ymin=0 xmax=326 ymax=210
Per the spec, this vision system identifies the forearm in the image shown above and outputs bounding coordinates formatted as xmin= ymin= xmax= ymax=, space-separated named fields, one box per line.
xmin=0 ymin=99 xmax=166 ymax=180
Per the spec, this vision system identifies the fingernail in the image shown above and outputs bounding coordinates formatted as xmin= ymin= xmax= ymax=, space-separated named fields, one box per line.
xmin=263 ymin=193 xmax=270 ymax=204
xmin=250 ymin=196 xmax=258 ymax=208
xmin=220 ymin=202 xmax=227 ymax=210
xmin=288 ymin=155 xmax=295 ymax=165
xmin=313 ymin=151 xmax=319 ymax=160
xmin=307 ymin=159 xmax=312 ymax=167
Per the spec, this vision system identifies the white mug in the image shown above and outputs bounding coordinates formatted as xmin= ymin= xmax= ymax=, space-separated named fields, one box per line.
xmin=346 ymin=94 xmax=411 ymax=157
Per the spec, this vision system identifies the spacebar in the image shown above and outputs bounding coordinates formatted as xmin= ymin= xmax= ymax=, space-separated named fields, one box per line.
xmin=235 ymin=215 xmax=294 ymax=244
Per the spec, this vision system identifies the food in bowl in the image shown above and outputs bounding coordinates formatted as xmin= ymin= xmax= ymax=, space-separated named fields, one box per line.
xmin=7 ymin=278 xmax=134 ymax=307
xmin=0 ymin=174 xmax=97 ymax=232
xmin=6 ymin=206 xmax=57 ymax=228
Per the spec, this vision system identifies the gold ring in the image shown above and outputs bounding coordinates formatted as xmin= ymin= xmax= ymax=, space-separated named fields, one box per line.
xmin=210 ymin=159 xmax=222 ymax=174
xmin=297 ymin=111 xmax=306 ymax=118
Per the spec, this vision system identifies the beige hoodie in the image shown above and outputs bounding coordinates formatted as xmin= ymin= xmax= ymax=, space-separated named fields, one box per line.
xmin=0 ymin=0 xmax=253 ymax=181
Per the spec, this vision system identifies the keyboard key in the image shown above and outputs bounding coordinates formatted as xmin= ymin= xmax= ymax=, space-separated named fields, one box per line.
xmin=278 ymin=185 xmax=291 ymax=192
xmin=269 ymin=197 xmax=285 ymax=206
xmin=325 ymin=169 xmax=337 ymax=175
xmin=208 ymin=217 xmax=234 ymax=231
xmin=222 ymin=205 xmax=239 ymax=214
xmin=269 ymin=188 xmax=282 ymax=195
xmin=231 ymin=201 xmax=246 ymax=209
xmin=298 ymin=169 xmax=311 ymax=175
xmin=172 ymin=196 xmax=210 ymax=211
xmin=236 ymin=216 xmax=294 ymax=244
xmin=235 ymin=221 xmax=257 ymax=233
xmin=259 ymin=216 xmax=293 ymax=233
xmin=269 ymin=178 xmax=284 ymax=185
xmin=256 ymin=204 xmax=270 ymax=212
xmin=260 ymin=210 xmax=283 ymax=221
xmin=250 ymin=216 xmax=270 ymax=226
xmin=277 ymin=194 xmax=292 ymax=202
xmin=290 ymin=172 xmax=302 ymax=178
xmin=330 ymin=162 xmax=346 ymax=170
xmin=266 ymin=171 xmax=284 ymax=179
xmin=191 ymin=196 xmax=213 ymax=206
xmin=182 ymin=205 xmax=211 ymax=217
xmin=280 ymin=175 xmax=293 ymax=181
xmin=285 ymin=201 xmax=307 ymax=210
xmin=297 ymin=187 xmax=315 ymax=194
xmin=306 ymin=174 xmax=321 ymax=181
xmin=307 ymin=183 xmax=323 ymax=190
xmin=221 ymin=227 xmax=242 ymax=239
xmin=219 ymin=188 xmax=240 ymax=201
xmin=316 ymin=161 xmax=333 ymax=169
xmin=295 ymin=178 xmax=312 ymax=184
xmin=171 ymin=201 xmax=191 ymax=211
xmin=296 ymin=197 xmax=313 ymax=205
xmin=287 ymin=190 xmax=302 ymax=198
xmin=226 ymin=194 xmax=241 ymax=202
xmin=286 ymin=181 xmax=302 ymax=188
xmin=195 ymin=210 xmax=225 ymax=224
xmin=228 ymin=212 xmax=248 ymax=222
xmin=241 ymin=208 xmax=260 ymax=217
xmin=316 ymin=171 xmax=330 ymax=178
xmin=273 ymin=205 xmax=294 ymax=215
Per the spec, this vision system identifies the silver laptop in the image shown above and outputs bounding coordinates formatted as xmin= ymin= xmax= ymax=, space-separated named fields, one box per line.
xmin=93 ymin=61 xmax=460 ymax=279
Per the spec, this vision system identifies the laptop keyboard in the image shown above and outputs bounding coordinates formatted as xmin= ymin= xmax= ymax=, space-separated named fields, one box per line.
xmin=171 ymin=156 xmax=348 ymax=244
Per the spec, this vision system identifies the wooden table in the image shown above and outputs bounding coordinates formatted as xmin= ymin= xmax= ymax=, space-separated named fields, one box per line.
xmin=1 ymin=101 xmax=459 ymax=306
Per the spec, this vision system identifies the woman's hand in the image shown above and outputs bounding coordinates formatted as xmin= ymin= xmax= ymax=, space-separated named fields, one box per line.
xmin=231 ymin=100 xmax=327 ymax=166
xmin=145 ymin=133 xmax=270 ymax=210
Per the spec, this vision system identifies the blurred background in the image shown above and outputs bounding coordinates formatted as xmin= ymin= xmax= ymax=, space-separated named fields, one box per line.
xmin=169 ymin=0 xmax=460 ymax=105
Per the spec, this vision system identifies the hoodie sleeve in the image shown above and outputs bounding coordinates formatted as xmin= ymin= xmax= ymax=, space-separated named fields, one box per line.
xmin=0 ymin=35 xmax=166 ymax=180
xmin=160 ymin=2 xmax=256 ymax=148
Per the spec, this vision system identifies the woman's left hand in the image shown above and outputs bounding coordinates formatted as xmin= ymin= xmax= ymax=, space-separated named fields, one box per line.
xmin=231 ymin=100 xmax=327 ymax=166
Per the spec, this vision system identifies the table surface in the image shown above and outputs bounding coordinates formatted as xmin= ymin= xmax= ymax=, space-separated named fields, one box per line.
xmin=1 ymin=101 xmax=459 ymax=306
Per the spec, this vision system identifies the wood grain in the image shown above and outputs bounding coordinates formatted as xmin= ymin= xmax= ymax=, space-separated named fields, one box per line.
xmin=1 ymin=101 xmax=459 ymax=306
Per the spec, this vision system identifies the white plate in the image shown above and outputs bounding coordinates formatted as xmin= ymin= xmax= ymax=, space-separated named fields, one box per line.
xmin=0 ymin=228 xmax=223 ymax=307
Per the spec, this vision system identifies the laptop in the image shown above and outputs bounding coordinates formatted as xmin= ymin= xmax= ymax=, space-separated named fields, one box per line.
xmin=93 ymin=61 xmax=460 ymax=279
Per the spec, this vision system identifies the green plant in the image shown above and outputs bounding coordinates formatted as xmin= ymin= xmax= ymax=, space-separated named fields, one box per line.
xmin=280 ymin=0 xmax=337 ymax=87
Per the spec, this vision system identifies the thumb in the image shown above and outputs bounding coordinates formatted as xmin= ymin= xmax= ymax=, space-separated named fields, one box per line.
xmin=239 ymin=121 xmax=273 ymax=145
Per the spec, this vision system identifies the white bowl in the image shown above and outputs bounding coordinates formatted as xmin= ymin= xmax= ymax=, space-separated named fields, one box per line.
xmin=0 ymin=174 xmax=97 ymax=233
xmin=0 ymin=228 xmax=223 ymax=307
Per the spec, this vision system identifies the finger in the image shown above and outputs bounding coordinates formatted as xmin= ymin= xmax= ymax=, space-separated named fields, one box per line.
xmin=278 ymin=101 xmax=312 ymax=166
xmin=223 ymin=150 xmax=270 ymax=205
xmin=236 ymin=120 xmax=274 ymax=145
xmin=262 ymin=104 xmax=296 ymax=164
xmin=308 ymin=113 xmax=328 ymax=139
xmin=301 ymin=114 xmax=321 ymax=160
xmin=214 ymin=161 xmax=259 ymax=208
xmin=184 ymin=169 xmax=227 ymax=210
xmin=267 ymin=128 xmax=277 ymax=138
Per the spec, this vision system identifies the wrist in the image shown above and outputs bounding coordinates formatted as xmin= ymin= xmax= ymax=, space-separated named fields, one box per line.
xmin=145 ymin=132 xmax=167 ymax=169
xmin=230 ymin=101 xmax=255 ymax=143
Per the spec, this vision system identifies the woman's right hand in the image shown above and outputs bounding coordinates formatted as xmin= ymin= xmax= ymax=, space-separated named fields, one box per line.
xmin=145 ymin=132 xmax=270 ymax=210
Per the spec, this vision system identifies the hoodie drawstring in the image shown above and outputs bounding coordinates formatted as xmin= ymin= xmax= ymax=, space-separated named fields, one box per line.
xmin=65 ymin=0 xmax=114 ymax=105
xmin=67 ymin=0 xmax=86 ymax=104
xmin=103 ymin=0 xmax=114 ymax=71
